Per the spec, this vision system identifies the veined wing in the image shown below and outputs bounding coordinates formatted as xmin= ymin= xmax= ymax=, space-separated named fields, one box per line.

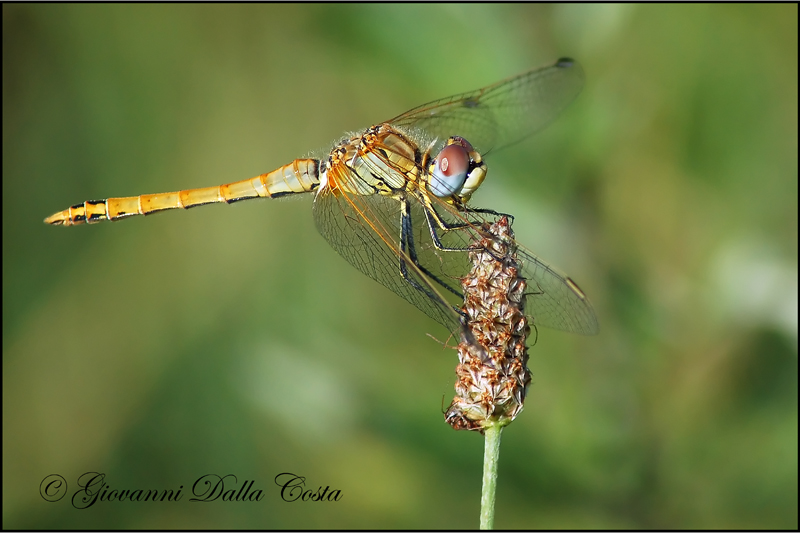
xmin=402 ymin=192 xmax=599 ymax=335
xmin=312 ymin=164 xmax=463 ymax=333
xmin=408 ymin=195 xmax=599 ymax=335
xmin=389 ymin=58 xmax=584 ymax=156
xmin=514 ymin=243 xmax=598 ymax=335
xmin=315 ymin=181 xmax=598 ymax=335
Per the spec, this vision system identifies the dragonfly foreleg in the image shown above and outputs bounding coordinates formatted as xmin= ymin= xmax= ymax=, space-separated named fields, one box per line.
xmin=423 ymin=203 xmax=524 ymax=272
xmin=398 ymin=198 xmax=465 ymax=303
xmin=422 ymin=206 xmax=473 ymax=254
xmin=464 ymin=205 xmax=515 ymax=224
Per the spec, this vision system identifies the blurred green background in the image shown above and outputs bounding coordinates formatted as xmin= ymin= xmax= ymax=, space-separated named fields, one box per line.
xmin=3 ymin=4 xmax=797 ymax=529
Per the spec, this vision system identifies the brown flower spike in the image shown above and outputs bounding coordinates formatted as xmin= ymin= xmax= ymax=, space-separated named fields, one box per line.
xmin=446 ymin=216 xmax=532 ymax=433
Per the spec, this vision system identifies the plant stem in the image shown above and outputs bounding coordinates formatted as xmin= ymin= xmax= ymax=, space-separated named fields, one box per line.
xmin=480 ymin=423 xmax=504 ymax=529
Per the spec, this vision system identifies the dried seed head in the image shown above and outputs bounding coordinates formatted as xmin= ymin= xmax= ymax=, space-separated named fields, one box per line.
xmin=445 ymin=216 xmax=532 ymax=433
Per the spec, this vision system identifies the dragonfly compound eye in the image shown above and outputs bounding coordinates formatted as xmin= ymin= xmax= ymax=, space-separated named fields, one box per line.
xmin=429 ymin=143 xmax=470 ymax=198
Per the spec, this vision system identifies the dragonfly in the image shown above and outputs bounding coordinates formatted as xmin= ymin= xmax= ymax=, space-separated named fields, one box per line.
xmin=45 ymin=58 xmax=599 ymax=336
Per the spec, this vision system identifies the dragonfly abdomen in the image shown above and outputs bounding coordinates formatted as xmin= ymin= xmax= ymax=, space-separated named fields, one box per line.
xmin=44 ymin=159 xmax=320 ymax=226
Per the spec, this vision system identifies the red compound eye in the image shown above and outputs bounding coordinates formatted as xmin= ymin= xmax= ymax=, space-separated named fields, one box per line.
xmin=430 ymin=143 xmax=469 ymax=197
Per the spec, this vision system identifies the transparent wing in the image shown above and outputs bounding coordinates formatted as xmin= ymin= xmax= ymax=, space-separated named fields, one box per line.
xmin=313 ymin=185 xmax=597 ymax=335
xmin=407 ymin=196 xmax=599 ymax=335
xmin=514 ymin=245 xmax=599 ymax=335
xmin=313 ymin=168 xmax=462 ymax=333
xmin=389 ymin=58 xmax=585 ymax=155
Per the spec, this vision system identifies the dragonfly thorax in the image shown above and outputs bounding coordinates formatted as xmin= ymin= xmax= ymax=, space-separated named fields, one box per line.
xmin=319 ymin=124 xmax=422 ymax=198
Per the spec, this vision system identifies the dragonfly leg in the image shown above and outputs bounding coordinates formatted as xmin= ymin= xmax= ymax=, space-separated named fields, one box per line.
xmin=423 ymin=203 xmax=521 ymax=269
xmin=465 ymin=205 xmax=515 ymax=224
xmin=426 ymin=201 xmax=514 ymax=236
xmin=422 ymin=206 xmax=472 ymax=253
xmin=399 ymin=198 xmax=466 ymax=304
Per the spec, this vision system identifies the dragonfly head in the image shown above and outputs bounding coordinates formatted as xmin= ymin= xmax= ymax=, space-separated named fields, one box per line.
xmin=427 ymin=136 xmax=487 ymax=204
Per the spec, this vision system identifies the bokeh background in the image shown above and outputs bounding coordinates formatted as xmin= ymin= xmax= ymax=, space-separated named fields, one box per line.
xmin=3 ymin=4 xmax=797 ymax=529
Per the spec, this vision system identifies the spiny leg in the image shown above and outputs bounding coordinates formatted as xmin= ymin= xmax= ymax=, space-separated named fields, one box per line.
xmin=462 ymin=204 xmax=515 ymax=223
xmin=422 ymin=202 xmax=520 ymax=261
xmin=398 ymin=198 xmax=465 ymax=304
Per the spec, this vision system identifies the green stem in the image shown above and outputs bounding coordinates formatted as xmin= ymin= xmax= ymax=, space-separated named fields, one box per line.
xmin=480 ymin=423 xmax=504 ymax=529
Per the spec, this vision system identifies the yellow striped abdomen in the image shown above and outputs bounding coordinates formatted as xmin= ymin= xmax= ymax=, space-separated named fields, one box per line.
xmin=44 ymin=159 xmax=319 ymax=226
